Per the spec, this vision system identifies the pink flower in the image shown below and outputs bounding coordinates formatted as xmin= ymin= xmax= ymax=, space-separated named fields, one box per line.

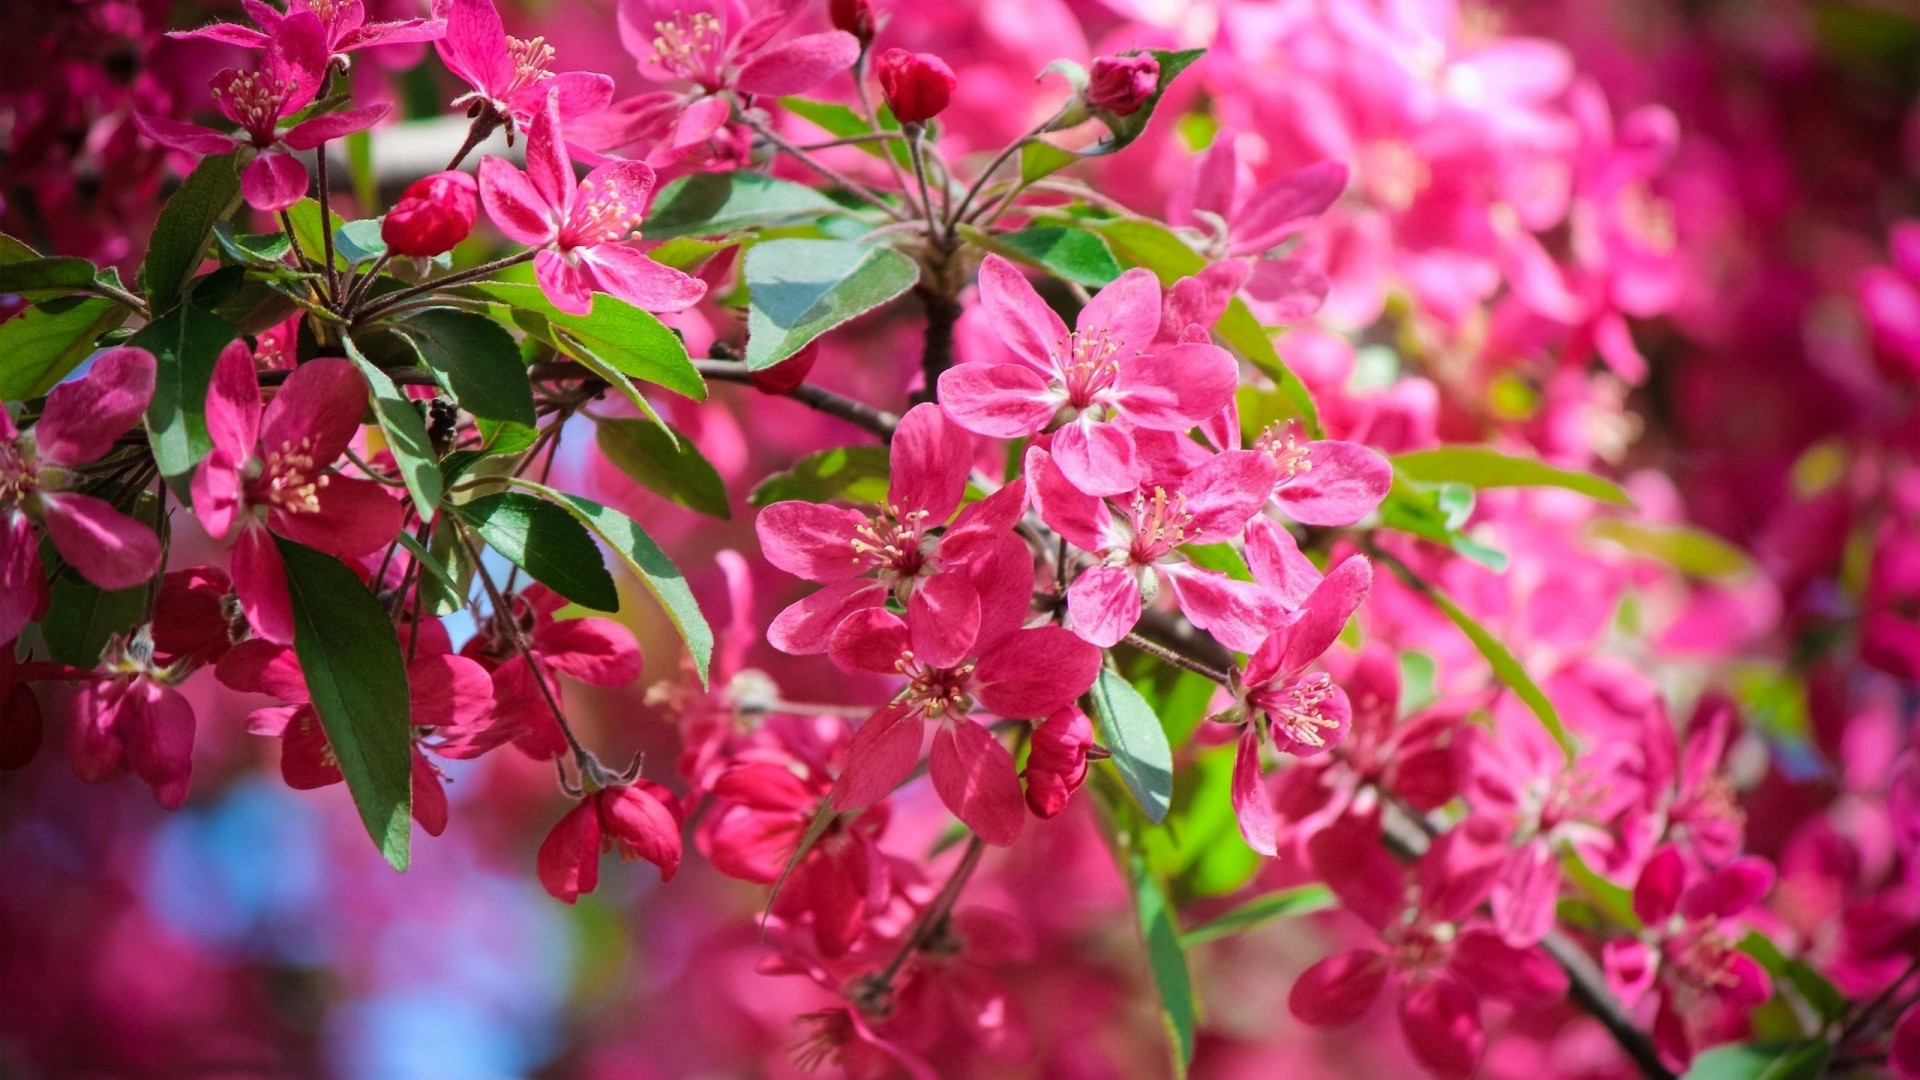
xmin=1022 ymin=706 xmax=1094 ymax=819
xmin=825 ymin=563 xmax=1102 ymax=846
xmin=1028 ymin=444 xmax=1281 ymax=650
xmin=171 ymin=0 xmax=445 ymax=68
xmin=477 ymin=92 xmax=707 ymax=317
xmin=463 ymin=583 xmax=644 ymax=761
xmin=1601 ymin=845 xmax=1776 ymax=1069
xmin=1221 ymin=527 xmax=1371 ymax=856
xmin=150 ymin=565 xmax=236 ymax=669
xmin=0 ymin=346 xmax=161 ymax=645
xmin=1289 ymin=815 xmax=1568 ymax=1080
xmin=1086 ymin=53 xmax=1158 ymax=116
xmin=381 ymin=170 xmax=478 ymax=257
xmin=68 ymin=638 xmax=197 ymax=810
xmin=218 ymin=627 xmax=498 ymax=837
xmin=538 ymin=780 xmax=685 ymax=902
xmin=135 ymin=13 xmax=390 ymax=211
xmin=940 ymin=256 xmax=1238 ymax=496
xmin=190 ymin=343 xmax=404 ymax=645
xmin=876 ymin=49 xmax=955 ymax=125
xmin=756 ymin=402 xmax=1028 ymax=654
xmin=435 ymin=0 xmax=614 ymax=141
xmin=605 ymin=0 xmax=859 ymax=157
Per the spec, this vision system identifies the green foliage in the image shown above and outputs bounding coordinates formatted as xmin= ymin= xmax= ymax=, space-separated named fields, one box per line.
xmin=1020 ymin=49 xmax=1207 ymax=182
xmin=1378 ymin=469 xmax=1509 ymax=571
xmin=0 ymin=295 xmax=130 ymax=400
xmin=1392 ymin=446 xmax=1633 ymax=505
xmin=1090 ymin=668 xmax=1175 ymax=823
xmin=1590 ymin=519 xmax=1754 ymax=580
xmin=595 ymin=416 xmax=731 ymax=520
xmin=452 ymin=491 xmax=620 ymax=612
xmin=385 ymin=307 xmax=537 ymax=427
xmin=143 ymin=154 xmax=242 ymax=311
xmin=748 ymin=445 xmax=892 ymax=507
xmin=987 ymin=224 xmax=1122 ymax=286
xmin=473 ymin=282 xmax=704 ymax=402
xmin=1680 ymin=1040 xmax=1831 ymax=1080
xmin=1179 ymin=885 xmax=1337 ymax=947
xmin=134 ymin=292 xmax=236 ymax=490
xmin=743 ymin=238 xmax=919 ymax=370
xmin=1125 ymin=845 xmax=1197 ymax=1078
xmin=344 ymin=336 xmax=442 ymax=518
xmin=643 ymin=171 xmax=844 ymax=239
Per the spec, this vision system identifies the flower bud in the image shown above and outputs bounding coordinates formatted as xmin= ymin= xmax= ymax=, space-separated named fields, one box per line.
xmin=1024 ymin=707 xmax=1094 ymax=818
xmin=1087 ymin=53 xmax=1159 ymax=116
xmin=749 ymin=340 xmax=819 ymax=395
xmin=877 ymin=48 xmax=956 ymax=126
xmin=381 ymin=170 xmax=479 ymax=257
xmin=829 ymin=0 xmax=875 ymax=48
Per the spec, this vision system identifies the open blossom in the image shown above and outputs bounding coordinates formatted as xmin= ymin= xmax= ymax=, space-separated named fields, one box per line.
xmin=826 ymin=559 xmax=1102 ymax=846
xmin=757 ymin=402 xmax=1026 ymax=655
xmin=436 ymin=0 xmax=613 ymax=140
xmin=464 ymin=583 xmax=643 ymax=761
xmin=1602 ymin=845 xmax=1776 ymax=1068
xmin=1248 ymin=419 xmax=1392 ymax=526
xmin=539 ymin=780 xmax=685 ymax=902
xmin=941 ymin=256 xmax=1238 ymax=496
xmin=1028 ymin=444 xmax=1281 ymax=650
xmin=171 ymin=0 xmax=445 ymax=67
xmin=1 ymin=346 xmax=160 ymax=645
xmin=68 ymin=636 xmax=197 ymax=810
xmin=1290 ymin=815 xmax=1569 ymax=1080
xmin=191 ymin=343 xmax=404 ymax=645
xmin=135 ymin=12 xmax=390 ymax=211
xmin=478 ymin=91 xmax=707 ymax=317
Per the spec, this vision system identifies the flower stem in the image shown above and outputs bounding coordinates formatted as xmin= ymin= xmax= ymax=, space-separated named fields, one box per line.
xmin=352 ymin=249 xmax=536 ymax=322
xmin=875 ymin=834 xmax=987 ymax=987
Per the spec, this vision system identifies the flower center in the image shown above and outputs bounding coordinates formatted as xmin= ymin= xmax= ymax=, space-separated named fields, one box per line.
xmin=505 ymin=35 xmax=558 ymax=95
xmin=1256 ymin=422 xmax=1313 ymax=483
xmin=895 ymin=650 xmax=975 ymax=719
xmin=1055 ymin=329 xmax=1126 ymax=412
xmin=212 ymin=69 xmax=293 ymax=143
xmin=256 ymin=437 xmax=330 ymax=515
xmin=646 ymin=11 xmax=725 ymax=85
xmin=1123 ymin=486 xmax=1192 ymax=564
xmin=1255 ymin=673 xmax=1341 ymax=750
xmin=1388 ymin=923 xmax=1453 ymax=973
xmin=563 ymin=176 xmax=648 ymax=248
xmin=0 ymin=436 xmax=33 ymax=506
xmin=303 ymin=0 xmax=347 ymax=27
xmin=851 ymin=502 xmax=931 ymax=579
xmin=1668 ymin=924 xmax=1743 ymax=997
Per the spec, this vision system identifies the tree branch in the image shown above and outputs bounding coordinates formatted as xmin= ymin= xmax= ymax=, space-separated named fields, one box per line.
xmin=694 ymin=358 xmax=900 ymax=441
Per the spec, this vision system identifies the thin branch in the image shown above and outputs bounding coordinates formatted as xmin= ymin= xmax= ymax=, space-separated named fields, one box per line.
xmin=694 ymin=358 xmax=900 ymax=440
xmin=1123 ymin=633 xmax=1232 ymax=685
xmin=315 ymin=146 xmax=340 ymax=302
xmin=738 ymin=108 xmax=909 ymax=223
xmin=352 ymin=249 xmax=536 ymax=322
xmin=875 ymin=834 xmax=987 ymax=987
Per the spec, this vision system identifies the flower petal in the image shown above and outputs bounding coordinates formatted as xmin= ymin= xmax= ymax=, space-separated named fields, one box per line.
xmin=1288 ymin=948 xmax=1388 ymax=1027
xmin=735 ymin=30 xmax=861 ymax=96
xmin=35 ymin=347 xmax=157 ymax=467
xmin=937 ymin=363 xmax=1057 ymax=438
xmin=930 ymin=719 xmax=1025 ymax=846
xmin=580 ymin=244 xmax=708 ymax=313
xmin=1065 ymin=563 xmax=1142 ymax=649
xmin=829 ymin=703 xmax=924 ymax=810
xmin=888 ymin=403 xmax=973 ymax=522
xmin=974 ymin=626 xmax=1101 ymax=718
xmin=240 ymin=152 xmax=311 ymax=213
xmin=976 ymin=255 xmax=1067 ymax=370
xmin=37 ymin=493 xmax=161 ymax=590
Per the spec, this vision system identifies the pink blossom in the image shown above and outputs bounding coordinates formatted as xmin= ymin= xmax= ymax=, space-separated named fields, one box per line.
xmin=1022 ymin=706 xmax=1094 ymax=819
xmin=190 ymin=343 xmax=404 ymax=644
xmin=135 ymin=13 xmax=391 ymax=211
xmin=381 ymin=170 xmax=478 ymax=257
xmin=67 ymin=637 xmax=197 ymax=810
xmin=170 ymin=0 xmax=445 ymax=68
xmin=463 ymin=583 xmax=644 ymax=761
xmin=0 ymin=347 xmax=161 ymax=645
xmin=940 ymin=255 xmax=1237 ymax=496
xmin=539 ymin=780 xmax=685 ymax=901
xmin=1027 ymin=443 xmax=1281 ymax=650
xmin=436 ymin=0 xmax=614 ymax=141
xmin=1086 ymin=53 xmax=1158 ymax=116
xmin=477 ymin=92 xmax=707 ymax=317
xmin=756 ymin=402 xmax=1027 ymax=654
xmin=876 ymin=49 xmax=955 ymax=125
xmin=825 ymin=560 xmax=1101 ymax=846
xmin=149 ymin=565 xmax=236 ymax=669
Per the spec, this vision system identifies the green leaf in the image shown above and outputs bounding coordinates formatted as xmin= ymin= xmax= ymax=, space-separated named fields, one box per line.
xmin=765 ymin=802 xmax=839 ymax=918
xmin=453 ymin=491 xmax=620 ymax=612
xmin=1378 ymin=470 xmax=1509 ymax=571
xmin=472 ymin=282 xmax=704 ymax=401
xmin=1021 ymin=48 xmax=1207 ymax=182
xmin=1179 ymin=885 xmax=1336 ymax=947
xmin=1090 ymin=668 xmax=1174 ymax=823
xmin=779 ymin=97 xmax=911 ymax=168
xmin=1127 ymin=846 xmax=1196 ymax=1078
xmin=0 ymin=246 xmax=99 ymax=299
xmin=1180 ymin=542 xmax=1252 ymax=582
xmin=419 ymin=521 xmax=475 ymax=617
xmin=1141 ymin=744 xmax=1260 ymax=897
xmin=277 ymin=535 xmax=415 ymax=870
xmin=992 ymin=225 xmax=1122 ymax=286
xmin=40 ymin=575 xmax=146 ymax=667
xmin=1589 ymin=519 xmax=1754 ymax=580
xmin=133 ymin=295 xmax=236 ymax=488
xmin=284 ymin=198 xmax=348 ymax=272
xmin=333 ymin=219 xmax=386 ymax=264
xmin=1563 ymin=850 xmax=1640 ymax=930
xmin=0 ymin=295 xmax=130 ymax=400
xmin=1393 ymin=446 xmax=1633 ymax=505
xmin=385 ymin=307 xmax=536 ymax=426
xmin=1020 ymin=139 xmax=1082 ymax=185
xmin=1681 ymin=1040 xmax=1830 ymax=1080
xmin=143 ymin=153 xmax=242 ymax=312
xmin=210 ymin=223 xmax=295 ymax=266
xmin=743 ymin=238 xmax=919 ymax=370
xmin=748 ymin=444 xmax=892 ymax=507
xmin=505 ymin=480 xmax=714 ymax=686
xmin=1739 ymin=932 xmax=1848 ymax=1025
xmin=1419 ymin=577 xmax=1575 ymax=762
xmin=642 ymin=170 xmax=843 ymax=240
xmin=595 ymin=416 xmax=730 ymax=520
xmin=343 ymin=335 xmax=443 ymax=519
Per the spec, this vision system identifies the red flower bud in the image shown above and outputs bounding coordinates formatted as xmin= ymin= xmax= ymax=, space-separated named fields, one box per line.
xmin=876 ymin=48 xmax=956 ymax=126
xmin=829 ymin=0 xmax=875 ymax=47
xmin=749 ymin=340 xmax=819 ymax=395
xmin=1087 ymin=53 xmax=1159 ymax=116
xmin=1024 ymin=707 xmax=1094 ymax=818
xmin=381 ymin=170 xmax=479 ymax=257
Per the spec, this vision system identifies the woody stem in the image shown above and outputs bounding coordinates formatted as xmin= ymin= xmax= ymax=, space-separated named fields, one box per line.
xmin=876 ymin=834 xmax=987 ymax=987
xmin=352 ymin=249 xmax=537 ymax=322
xmin=1123 ymin=632 xmax=1232 ymax=685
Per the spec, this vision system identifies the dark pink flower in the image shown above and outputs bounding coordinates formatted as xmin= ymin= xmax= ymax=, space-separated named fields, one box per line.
xmin=876 ymin=49 xmax=954 ymax=125
xmin=190 ymin=343 xmax=404 ymax=644
xmin=826 ymin=562 xmax=1101 ymax=846
xmin=382 ymin=170 xmax=478 ymax=257
xmin=171 ymin=0 xmax=445 ymax=68
xmin=538 ymin=780 xmax=685 ymax=902
xmin=464 ymin=583 xmax=643 ymax=761
xmin=135 ymin=12 xmax=390 ymax=211
xmin=940 ymin=255 xmax=1237 ymax=496
xmin=477 ymin=92 xmax=706 ymax=317
xmin=827 ymin=0 xmax=875 ymax=47
xmin=1023 ymin=706 xmax=1094 ymax=819
xmin=1893 ymin=1002 xmax=1920 ymax=1080
xmin=1 ymin=346 xmax=161 ymax=645
xmin=68 ymin=640 xmax=197 ymax=810
xmin=1250 ymin=420 xmax=1392 ymax=526
xmin=756 ymin=402 xmax=1027 ymax=655
xmin=1028 ymin=444 xmax=1281 ymax=650
xmin=436 ymin=0 xmax=614 ymax=141
xmin=150 ymin=565 xmax=236 ymax=668
xmin=1086 ymin=53 xmax=1158 ymax=116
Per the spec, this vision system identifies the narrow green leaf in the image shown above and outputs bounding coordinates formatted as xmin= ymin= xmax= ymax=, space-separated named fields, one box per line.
xmin=210 ymin=223 xmax=294 ymax=266
xmin=595 ymin=416 xmax=730 ymax=520
xmin=134 ymin=296 xmax=236 ymax=488
xmin=1394 ymin=446 xmax=1633 ymax=505
xmin=748 ymin=445 xmax=892 ymax=507
xmin=1020 ymin=139 xmax=1082 ymax=185
xmin=1127 ymin=847 xmax=1196 ymax=1078
xmin=143 ymin=153 xmax=242 ymax=311
xmin=1378 ymin=470 xmax=1509 ymax=572
xmin=1562 ymin=850 xmax=1639 ymax=930
xmin=344 ymin=334 xmax=442 ymax=519
xmin=1179 ymin=885 xmax=1337 ymax=947
xmin=453 ymin=492 xmax=620 ymax=612
xmin=473 ymin=282 xmax=704 ymax=400
xmin=1139 ymin=745 xmax=1260 ymax=897
xmin=765 ymin=802 xmax=839 ymax=920
xmin=1739 ymin=932 xmax=1848 ymax=1025
xmin=743 ymin=238 xmax=919 ymax=370
xmin=386 ymin=307 xmax=536 ymax=426
xmin=505 ymin=480 xmax=714 ymax=687
xmin=284 ymin=198 xmax=349 ymax=272
xmin=276 ymin=536 xmax=414 ymax=870
xmin=1090 ymin=668 xmax=1174 ymax=823
xmin=1589 ymin=519 xmax=1754 ymax=580
xmin=992 ymin=225 xmax=1122 ymax=286
xmin=643 ymin=170 xmax=843 ymax=240
xmin=333 ymin=219 xmax=387 ymax=264
xmin=0 ymin=295 xmax=130 ymax=400
xmin=0 ymin=248 xmax=99 ymax=298
xmin=1420 ymin=579 xmax=1575 ymax=762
